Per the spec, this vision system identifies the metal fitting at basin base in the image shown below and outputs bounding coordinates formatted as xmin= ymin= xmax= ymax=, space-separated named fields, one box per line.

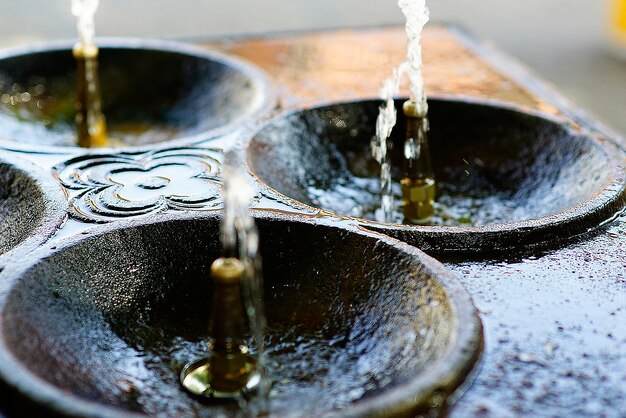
xmin=180 ymin=356 xmax=260 ymax=400
xmin=402 ymin=176 xmax=436 ymax=222
xmin=402 ymin=99 xmax=436 ymax=223
xmin=180 ymin=257 xmax=260 ymax=400
xmin=402 ymin=99 xmax=428 ymax=118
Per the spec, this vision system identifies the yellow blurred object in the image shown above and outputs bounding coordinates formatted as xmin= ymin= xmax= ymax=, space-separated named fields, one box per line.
xmin=611 ymin=0 xmax=626 ymax=49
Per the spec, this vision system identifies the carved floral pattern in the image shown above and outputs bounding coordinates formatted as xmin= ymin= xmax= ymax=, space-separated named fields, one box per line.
xmin=53 ymin=147 xmax=225 ymax=223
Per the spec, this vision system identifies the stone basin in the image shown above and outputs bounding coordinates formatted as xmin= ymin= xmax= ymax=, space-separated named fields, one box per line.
xmin=0 ymin=38 xmax=271 ymax=151
xmin=247 ymin=98 xmax=626 ymax=254
xmin=0 ymin=154 xmax=66 ymax=258
xmin=0 ymin=212 xmax=481 ymax=417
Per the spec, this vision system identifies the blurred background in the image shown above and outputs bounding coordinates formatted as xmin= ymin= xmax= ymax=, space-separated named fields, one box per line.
xmin=1 ymin=0 xmax=624 ymax=134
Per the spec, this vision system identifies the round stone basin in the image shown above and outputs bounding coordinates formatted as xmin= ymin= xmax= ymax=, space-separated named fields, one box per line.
xmin=0 ymin=213 xmax=481 ymax=417
xmin=0 ymin=38 xmax=271 ymax=151
xmin=0 ymin=154 xmax=66 ymax=257
xmin=248 ymin=98 xmax=626 ymax=253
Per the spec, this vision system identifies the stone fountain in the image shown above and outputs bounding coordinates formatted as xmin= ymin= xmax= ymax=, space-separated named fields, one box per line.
xmin=0 ymin=14 xmax=623 ymax=418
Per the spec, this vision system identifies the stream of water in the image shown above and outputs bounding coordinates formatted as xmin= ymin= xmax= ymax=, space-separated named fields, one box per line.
xmin=221 ymin=152 xmax=270 ymax=413
xmin=71 ymin=0 xmax=109 ymax=147
xmin=72 ymin=0 xmax=98 ymax=48
xmin=371 ymin=0 xmax=430 ymax=222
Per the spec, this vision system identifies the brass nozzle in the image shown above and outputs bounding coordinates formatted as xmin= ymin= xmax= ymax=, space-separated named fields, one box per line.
xmin=211 ymin=257 xmax=245 ymax=285
xmin=403 ymin=99 xmax=427 ymax=119
xmin=401 ymin=177 xmax=435 ymax=221
xmin=180 ymin=256 xmax=259 ymax=399
xmin=72 ymin=43 xmax=99 ymax=59
xmin=401 ymin=100 xmax=435 ymax=223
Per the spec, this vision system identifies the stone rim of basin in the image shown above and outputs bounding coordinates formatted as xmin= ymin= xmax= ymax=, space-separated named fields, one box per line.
xmin=246 ymin=96 xmax=626 ymax=255
xmin=0 ymin=153 xmax=67 ymax=260
xmin=0 ymin=211 xmax=482 ymax=417
xmin=0 ymin=37 xmax=275 ymax=154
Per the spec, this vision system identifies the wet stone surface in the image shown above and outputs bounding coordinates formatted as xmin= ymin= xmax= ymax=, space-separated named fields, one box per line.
xmin=0 ymin=155 xmax=65 ymax=257
xmin=0 ymin=27 xmax=625 ymax=417
xmin=52 ymin=146 xmax=226 ymax=223
xmin=0 ymin=215 xmax=481 ymax=417
xmin=247 ymin=98 xmax=625 ymax=253
xmin=446 ymin=212 xmax=626 ymax=417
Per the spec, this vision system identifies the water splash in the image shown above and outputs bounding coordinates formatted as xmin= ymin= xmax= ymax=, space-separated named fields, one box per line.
xmin=371 ymin=0 xmax=430 ymax=222
xmin=71 ymin=0 xmax=99 ymax=49
xmin=221 ymin=152 xmax=270 ymax=412
xmin=371 ymin=68 xmax=401 ymax=222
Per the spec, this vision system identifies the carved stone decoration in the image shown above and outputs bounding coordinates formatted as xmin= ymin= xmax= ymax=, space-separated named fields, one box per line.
xmin=53 ymin=147 xmax=225 ymax=223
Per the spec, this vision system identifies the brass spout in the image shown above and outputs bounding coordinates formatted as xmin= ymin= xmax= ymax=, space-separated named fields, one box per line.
xmin=401 ymin=100 xmax=435 ymax=223
xmin=180 ymin=257 xmax=260 ymax=399
xmin=73 ymin=43 xmax=108 ymax=148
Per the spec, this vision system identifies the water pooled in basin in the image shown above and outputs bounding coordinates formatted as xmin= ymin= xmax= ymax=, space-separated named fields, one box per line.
xmin=108 ymin=284 xmax=385 ymax=416
xmin=371 ymin=0 xmax=430 ymax=222
xmin=97 ymin=230 xmax=450 ymax=416
xmin=308 ymin=176 xmax=515 ymax=226
xmin=287 ymin=97 xmax=614 ymax=227
xmin=0 ymin=77 xmax=183 ymax=147
xmin=0 ymin=0 xmax=181 ymax=147
xmin=0 ymin=79 xmax=73 ymax=142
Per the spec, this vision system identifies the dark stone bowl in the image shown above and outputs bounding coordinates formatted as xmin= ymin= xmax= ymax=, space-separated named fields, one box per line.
xmin=0 ymin=38 xmax=272 ymax=152
xmin=0 ymin=154 xmax=66 ymax=258
xmin=247 ymin=98 xmax=626 ymax=254
xmin=0 ymin=212 xmax=481 ymax=417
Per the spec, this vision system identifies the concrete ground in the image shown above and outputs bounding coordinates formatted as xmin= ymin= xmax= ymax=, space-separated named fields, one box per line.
xmin=0 ymin=0 xmax=625 ymax=134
